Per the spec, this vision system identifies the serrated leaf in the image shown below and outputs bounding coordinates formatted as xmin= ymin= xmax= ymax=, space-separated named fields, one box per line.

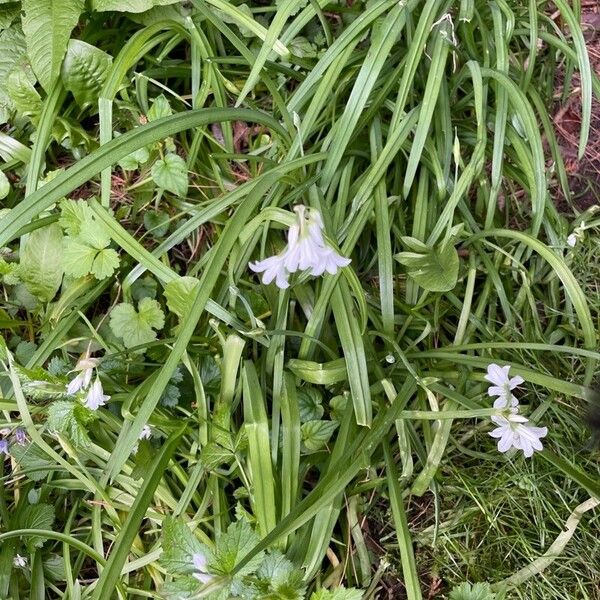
xmin=394 ymin=237 xmax=459 ymax=292
xmin=13 ymin=364 xmax=66 ymax=399
xmin=21 ymin=0 xmax=84 ymax=92
xmin=131 ymin=275 xmax=158 ymax=302
xmin=47 ymin=400 xmax=98 ymax=447
xmin=19 ymin=223 xmax=64 ymax=302
xmin=109 ymin=298 xmax=165 ymax=349
xmin=0 ymin=170 xmax=10 ymax=199
xmin=79 ymin=218 xmax=111 ymax=249
xmin=301 ymin=420 xmax=338 ymax=453
xmin=91 ymin=0 xmax=180 ymax=13
xmin=164 ymin=276 xmax=200 ymax=318
xmin=200 ymin=441 xmax=235 ymax=470
xmin=310 ymin=588 xmax=363 ymax=600
xmin=91 ymin=248 xmax=119 ymax=279
xmin=59 ymin=199 xmax=94 ymax=237
xmin=10 ymin=443 xmax=55 ymax=482
xmin=151 ymin=153 xmax=188 ymax=196
xmin=209 ymin=520 xmax=263 ymax=577
xmin=147 ymin=94 xmax=172 ymax=121
xmin=160 ymin=577 xmax=200 ymax=600
xmin=16 ymin=340 xmax=37 ymax=365
xmin=19 ymin=504 xmax=55 ymax=552
xmin=61 ymin=40 xmax=112 ymax=110
xmin=449 ymin=582 xmax=497 ymax=600
xmin=160 ymin=517 xmax=209 ymax=575
xmin=63 ymin=240 xmax=98 ymax=278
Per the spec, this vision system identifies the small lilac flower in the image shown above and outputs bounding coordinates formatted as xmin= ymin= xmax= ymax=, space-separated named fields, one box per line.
xmin=13 ymin=428 xmax=27 ymax=445
xmin=84 ymin=378 xmax=110 ymax=410
xmin=484 ymin=363 xmax=524 ymax=408
xmin=0 ymin=439 xmax=9 ymax=456
xmin=192 ymin=552 xmax=212 ymax=584
xmin=250 ymin=205 xmax=350 ymax=289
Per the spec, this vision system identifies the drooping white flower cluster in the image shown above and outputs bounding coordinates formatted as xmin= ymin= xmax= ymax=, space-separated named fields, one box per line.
xmin=485 ymin=364 xmax=547 ymax=458
xmin=249 ymin=205 xmax=351 ymax=289
xmin=567 ymin=221 xmax=585 ymax=248
xmin=66 ymin=354 xmax=110 ymax=411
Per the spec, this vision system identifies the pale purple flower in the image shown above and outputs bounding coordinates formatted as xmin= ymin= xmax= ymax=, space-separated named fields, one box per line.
xmin=489 ymin=411 xmax=548 ymax=457
xmin=192 ymin=552 xmax=212 ymax=584
xmin=485 ymin=363 xmax=524 ymax=408
xmin=84 ymin=378 xmax=110 ymax=410
xmin=67 ymin=357 xmax=99 ymax=395
xmin=250 ymin=205 xmax=350 ymax=289
xmin=13 ymin=428 xmax=27 ymax=445
xmin=0 ymin=439 xmax=8 ymax=456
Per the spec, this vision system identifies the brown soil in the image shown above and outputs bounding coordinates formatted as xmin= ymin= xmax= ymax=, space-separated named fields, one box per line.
xmin=552 ymin=1 xmax=600 ymax=212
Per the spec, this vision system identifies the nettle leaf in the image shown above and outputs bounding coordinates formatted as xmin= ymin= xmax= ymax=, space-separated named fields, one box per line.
xmin=10 ymin=443 xmax=56 ymax=482
xmin=21 ymin=0 xmax=84 ymax=92
xmin=200 ymin=441 xmax=235 ymax=471
xmin=301 ymin=420 xmax=338 ymax=453
xmin=91 ymin=0 xmax=180 ymax=13
xmin=310 ymin=588 xmax=363 ymax=600
xmin=254 ymin=551 xmax=306 ymax=599
xmin=13 ymin=364 xmax=66 ymax=399
xmin=61 ymin=40 xmax=113 ymax=110
xmin=394 ymin=236 xmax=459 ymax=292
xmin=449 ymin=582 xmax=498 ymax=600
xmin=47 ymin=400 xmax=98 ymax=447
xmin=19 ymin=504 xmax=55 ymax=552
xmin=164 ymin=276 xmax=199 ymax=318
xmin=0 ymin=170 xmax=10 ymax=199
xmin=109 ymin=298 xmax=165 ymax=349
xmin=160 ymin=577 xmax=200 ymax=600
xmin=297 ymin=387 xmax=324 ymax=422
xmin=147 ymin=94 xmax=173 ymax=121
xmin=151 ymin=153 xmax=188 ymax=196
xmin=160 ymin=516 xmax=211 ymax=575
xmin=144 ymin=210 xmax=170 ymax=237
xmin=19 ymin=223 xmax=64 ymax=302
xmin=209 ymin=519 xmax=264 ymax=577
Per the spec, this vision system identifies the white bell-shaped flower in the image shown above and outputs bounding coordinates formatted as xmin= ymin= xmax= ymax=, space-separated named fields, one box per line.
xmin=84 ymin=378 xmax=110 ymax=411
xmin=250 ymin=205 xmax=350 ymax=289
xmin=67 ymin=357 xmax=99 ymax=395
xmin=485 ymin=363 xmax=524 ymax=408
xmin=489 ymin=411 xmax=548 ymax=457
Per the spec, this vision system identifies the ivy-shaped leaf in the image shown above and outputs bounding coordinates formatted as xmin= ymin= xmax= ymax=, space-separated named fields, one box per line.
xmin=151 ymin=153 xmax=188 ymax=196
xmin=109 ymin=298 xmax=165 ymax=349
xmin=118 ymin=145 xmax=149 ymax=171
xmin=301 ymin=420 xmax=338 ymax=453
xmin=147 ymin=93 xmax=172 ymax=121
xmin=298 ymin=387 xmax=324 ymax=422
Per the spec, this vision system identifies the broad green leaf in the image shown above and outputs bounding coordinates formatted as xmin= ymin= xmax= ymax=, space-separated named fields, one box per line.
xmin=0 ymin=4 xmax=20 ymax=29
xmin=61 ymin=40 xmax=112 ymax=110
xmin=144 ymin=210 xmax=170 ymax=237
xmin=117 ymin=145 xmax=149 ymax=171
xmin=90 ymin=248 xmax=119 ymax=279
xmin=209 ymin=520 xmax=264 ymax=577
xmin=449 ymin=582 xmax=497 ymax=600
xmin=91 ymin=0 xmax=180 ymax=13
xmin=297 ymin=387 xmax=324 ymax=422
xmin=301 ymin=420 xmax=338 ymax=453
xmin=109 ymin=298 xmax=165 ymax=348
xmin=59 ymin=199 xmax=95 ymax=237
xmin=163 ymin=276 xmax=200 ymax=318
xmin=0 ymin=25 xmax=27 ymax=123
xmin=151 ymin=152 xmax=188 ymax=196
xmin=147 ymin=93 xmax=172 ymax=121
xmin=395 ymin=237 xmax=459 ymax=292
xmin=19 ymin=223 xmax=64 ymax=302
xmin=62 ymin=240 xmax=98 ymax=278
xmin=10 ymin=443 xmax=56 ymax=482
xmin=160 ymin=517 xmax=209 ymax=575
xmin=19 ymin=504 xmax=55 ymax=552
xmin=0 ymin=170 xmax=9 ymax=199
xmin=21 ymin=0 xmax=84 ymax=92
xmin=47 ymin=400 xmax=98 ymax=447
xmin=6 ymin=63 xmax=41 ymax=118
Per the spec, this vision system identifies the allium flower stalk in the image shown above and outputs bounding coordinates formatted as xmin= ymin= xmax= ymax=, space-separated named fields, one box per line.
xmin=249 ymin=205 xmax=350 ymax=289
